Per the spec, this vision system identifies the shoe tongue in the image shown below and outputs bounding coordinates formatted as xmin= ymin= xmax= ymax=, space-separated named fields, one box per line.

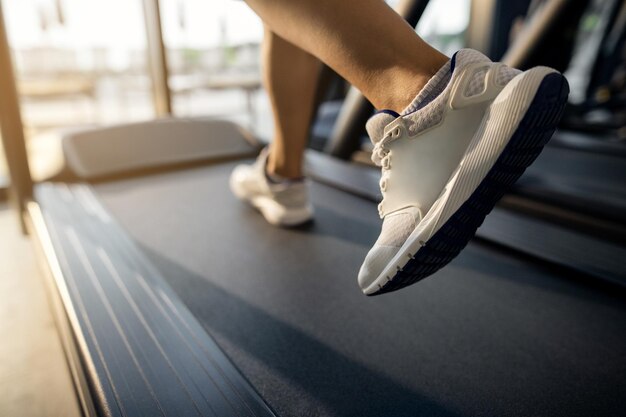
xmin=366 ymin=110 xmax=399 ymax=144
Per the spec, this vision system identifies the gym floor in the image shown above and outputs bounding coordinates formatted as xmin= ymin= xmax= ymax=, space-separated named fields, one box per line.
xmin=0 ymin=204 xmax=80 ymax=417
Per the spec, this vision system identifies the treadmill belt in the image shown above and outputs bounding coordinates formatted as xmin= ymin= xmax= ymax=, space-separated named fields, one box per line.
xmin=94 ymin=161 xmax=626 ymax=417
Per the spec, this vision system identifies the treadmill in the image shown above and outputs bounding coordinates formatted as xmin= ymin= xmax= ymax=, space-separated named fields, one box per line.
xmin=1 ymin=1 xmax=625 ymax=416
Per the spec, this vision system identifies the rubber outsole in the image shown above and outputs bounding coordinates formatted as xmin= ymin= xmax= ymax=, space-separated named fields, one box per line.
xmin=370 ymin=73 xmax=570 ymax=296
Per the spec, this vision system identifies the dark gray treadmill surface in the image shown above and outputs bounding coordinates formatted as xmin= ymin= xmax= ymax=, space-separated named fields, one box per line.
xmin=94 ymin=161 xmax=626 ymax=417
xmin=516 ymin=142 xmax=626 ymax=224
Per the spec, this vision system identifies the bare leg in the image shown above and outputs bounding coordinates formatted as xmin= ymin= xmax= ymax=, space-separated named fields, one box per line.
xmin=246 ymin=0 xmax=448 ymax=113
xmin=262 ymin=26 xmax=320 ymax=179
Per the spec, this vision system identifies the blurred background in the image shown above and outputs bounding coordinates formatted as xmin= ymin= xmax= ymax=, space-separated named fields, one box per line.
xmin=1 ymin=0 xmax=622 ymax=192
xmin=0 ymin=0 xmax=473 ymax=183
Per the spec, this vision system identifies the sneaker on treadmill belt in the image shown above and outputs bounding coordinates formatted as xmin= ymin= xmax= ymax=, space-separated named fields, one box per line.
xmin=230 ymin=148 xmax=314 ymax=226
xmin=359 ymin=48 xmax=569 ymax=295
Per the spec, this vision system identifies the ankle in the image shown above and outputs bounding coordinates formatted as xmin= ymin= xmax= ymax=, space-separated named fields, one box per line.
xmin=376 ymin=72 xmax=433 ymax=113
xmin=266 ymin=152 xmax=303 ymax=180
xmin=372 ymin=53 xmax=449 ymax=113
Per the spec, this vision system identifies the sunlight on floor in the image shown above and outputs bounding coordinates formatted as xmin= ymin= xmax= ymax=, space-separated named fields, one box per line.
xmin=0 ymin=205 xmax=80 ymax=417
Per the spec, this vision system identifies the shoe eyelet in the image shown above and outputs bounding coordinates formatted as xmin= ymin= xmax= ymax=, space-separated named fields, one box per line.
xmin=379 ymin=178 xmax=387 ymax=191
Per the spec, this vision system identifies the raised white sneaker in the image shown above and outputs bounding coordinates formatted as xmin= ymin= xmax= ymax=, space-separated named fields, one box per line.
xmin=359 ymin=49 xmax=569 ymax=295
xmin=230 ymin=148 xmax=314 ymax=226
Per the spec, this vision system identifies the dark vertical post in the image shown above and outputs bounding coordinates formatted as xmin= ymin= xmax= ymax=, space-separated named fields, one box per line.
xmin=0 ymin=1 xmax=33 ymax=230
xmin=142 ymin=0 xmax=172 ymax=116
xmin=323 ymin=0 xmax=431 ymax=159
xmin=501 ymin=0 xmax=573 ymax=69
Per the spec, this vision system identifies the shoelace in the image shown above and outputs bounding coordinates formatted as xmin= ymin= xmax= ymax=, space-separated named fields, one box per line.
xmin=371 ymin=126 xmax=403 ymax=216
xmin=371 ymin=126 xmax=402 ymax=165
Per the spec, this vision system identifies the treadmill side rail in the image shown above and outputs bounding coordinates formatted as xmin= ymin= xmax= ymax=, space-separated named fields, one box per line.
xmin=32 ymin=183 xmax=277 ymax=417
xmin=27 ymin=202 xmax=99 ymax=417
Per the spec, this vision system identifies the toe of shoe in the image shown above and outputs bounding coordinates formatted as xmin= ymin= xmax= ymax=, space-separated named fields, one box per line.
xmin=358 ymin=245 xmax=400 ymax=293
xmin=229 ymin=165 xmax=254 ymax=197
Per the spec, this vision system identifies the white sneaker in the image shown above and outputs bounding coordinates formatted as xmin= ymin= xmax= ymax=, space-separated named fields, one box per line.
xmin=230 ymin=148 xmax=314 ymax=226
xmin=359 ymin=49 xmax=569 ymax=295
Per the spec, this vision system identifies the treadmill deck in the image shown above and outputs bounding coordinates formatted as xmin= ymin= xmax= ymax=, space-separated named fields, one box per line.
xmin=90 ymin=160 xmax=626 ymax=417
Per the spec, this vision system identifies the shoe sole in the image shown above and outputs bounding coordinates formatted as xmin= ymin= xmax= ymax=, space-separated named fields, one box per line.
xmin=364 ymin=70 xmax=570 ymax=296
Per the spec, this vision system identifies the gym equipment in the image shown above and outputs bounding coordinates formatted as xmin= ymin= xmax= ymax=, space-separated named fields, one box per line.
xmin=1 ymin=0 xmax=625 ymax=416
